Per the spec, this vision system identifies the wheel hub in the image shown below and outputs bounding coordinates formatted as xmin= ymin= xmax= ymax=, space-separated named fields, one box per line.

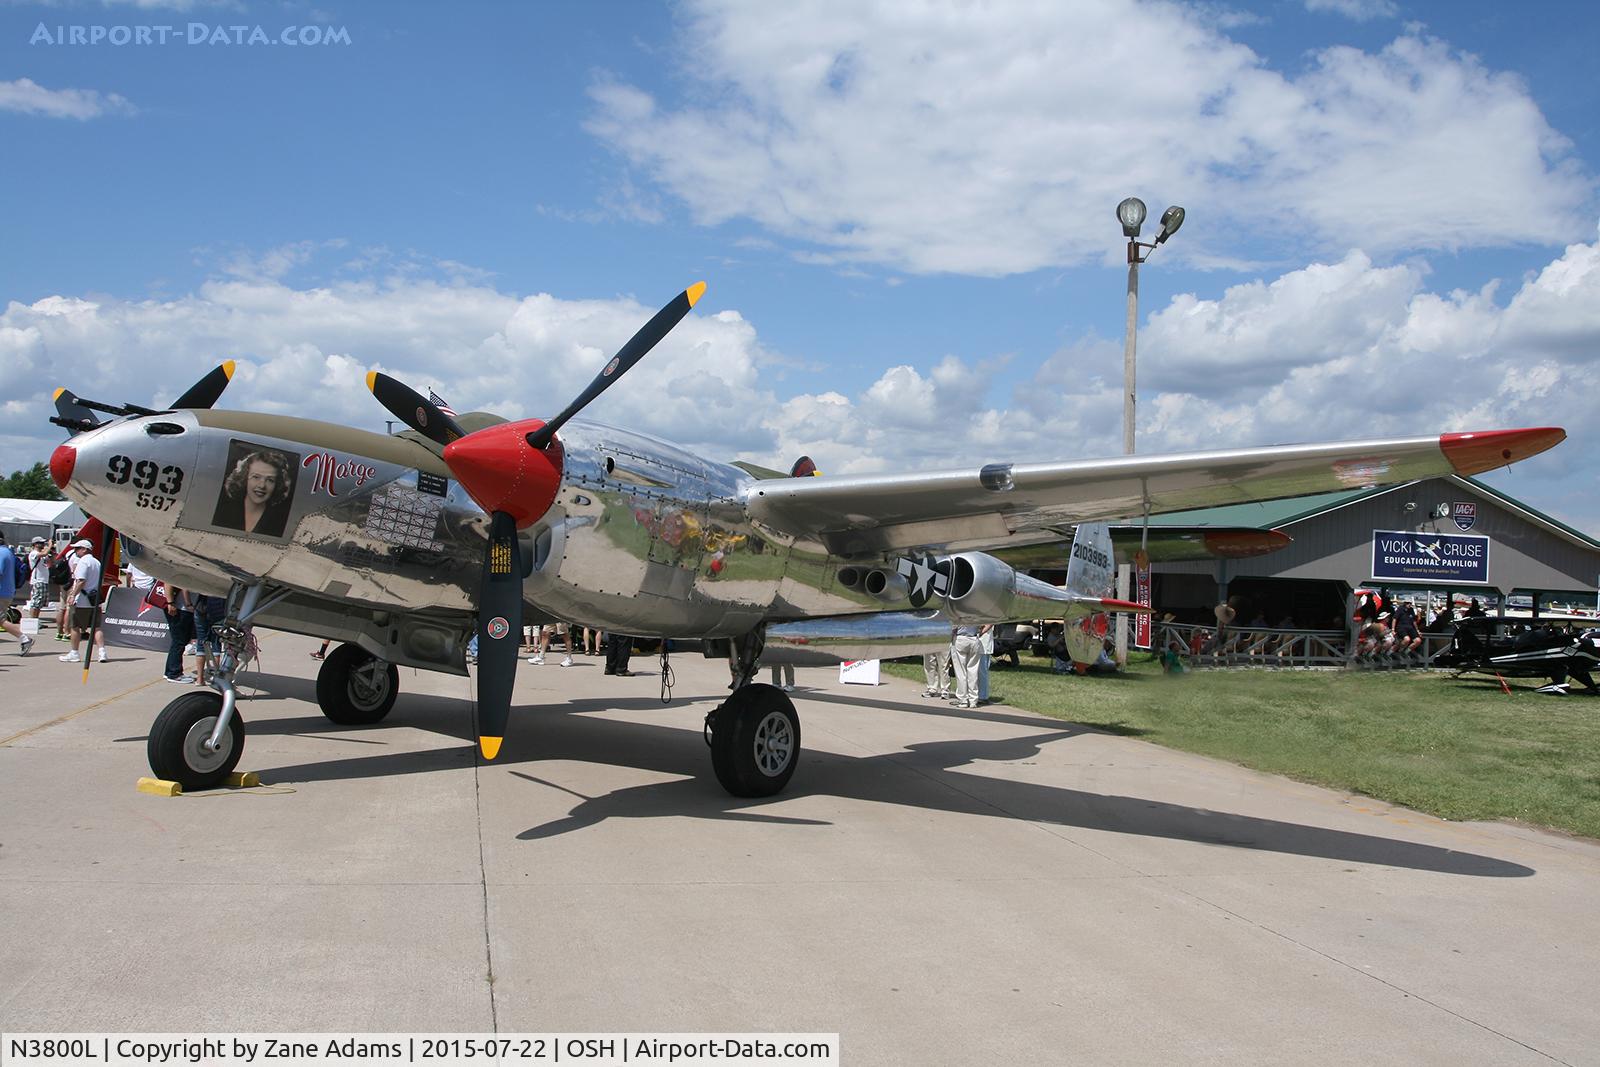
xmin=181 ymin=717 xmax=233 ymax=773
xmin=752 ymin=710 xmax=793 ymax=777
xmin=349 ymin=660 xmax=391 ymax=711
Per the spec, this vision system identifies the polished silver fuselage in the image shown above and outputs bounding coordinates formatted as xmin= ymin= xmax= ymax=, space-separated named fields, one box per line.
xmin=59 ymin=409 xmax=880 ymax=670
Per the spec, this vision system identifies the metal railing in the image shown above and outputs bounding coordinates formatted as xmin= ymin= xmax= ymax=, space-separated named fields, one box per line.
xmin=1154 ymin=622 xmax=1455 ymax=669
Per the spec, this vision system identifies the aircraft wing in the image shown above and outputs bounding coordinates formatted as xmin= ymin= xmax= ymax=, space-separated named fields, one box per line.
xmin=743 ymin=428 xmax=1564 ymax=556
xmin=989 ymin=525 xmax=1293 ymax=569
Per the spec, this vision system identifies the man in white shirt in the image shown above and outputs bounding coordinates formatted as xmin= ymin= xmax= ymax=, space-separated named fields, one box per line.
xmin=25 ymin=536 xmax=52 ymax=620
xmin=58 ymin=539 xmax=106 ymax=664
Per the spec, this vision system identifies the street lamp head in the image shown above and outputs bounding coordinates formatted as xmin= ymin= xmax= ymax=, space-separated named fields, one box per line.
xmin=1116 ymin=197 xmax=1147 ymax=238
xmin=1155 ymin=205 xmax=1186 ymax=244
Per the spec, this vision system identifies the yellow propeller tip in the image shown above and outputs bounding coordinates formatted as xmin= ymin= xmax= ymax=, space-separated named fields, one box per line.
xmin=686 ymin=281 xmax=707 ymax=308
xmin=53 ymin=387 xmax=66 ymax=401
xmin=479 ymin=736 xmax=503 ymax=760
xmin=365 ymin=371 xmax=378 ymax=392
xmin=222 ymin=360 xmax=236 ymax=380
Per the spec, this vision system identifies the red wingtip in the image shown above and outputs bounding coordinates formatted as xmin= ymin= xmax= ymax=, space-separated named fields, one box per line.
xmin=1203 ymin=529 xmax=1293 ymax=559
xmin=1440 ymin=428 xmax=1565 ymax=475
xmin=1099 ymin=597 xmax=1153 ymax=613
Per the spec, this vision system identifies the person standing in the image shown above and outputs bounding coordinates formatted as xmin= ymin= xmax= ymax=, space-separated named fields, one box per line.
xmin=57 ymin=539 xmax=105 ymax=664
xmin=921 ymin=647 xmax=951 ymax=698
xmin=1 ymin=533 xmax=33 ymax=655
xmin=604 ymin=632 xmax=634 ymax=677
xmin=191 ymin=593 xmax=227 ymax=684
xmin=976 ymin=623 xmax=994 ymax=704
xmin=161 ymin=581 xmax=195 ymax=683
xmin=768 ymin=659 xmax=795 ymax=691
xmin=950 ymin=623 xmax=982 ymax=709
xmin=1213 ymin=597 xmax=1238 ymax=655
xmin=529 ymin=622 xmax=574 ymax=667
xmin=25 ymin=536 xmax=52 ymax=622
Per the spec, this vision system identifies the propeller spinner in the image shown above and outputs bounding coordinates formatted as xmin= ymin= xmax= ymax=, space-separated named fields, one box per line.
xmin=365 ymin=282 xmax=707 ymax=760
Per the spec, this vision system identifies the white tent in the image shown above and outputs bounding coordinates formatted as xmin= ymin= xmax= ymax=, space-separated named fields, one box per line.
xmin=0 ymin=497 xmax=86 ymax=545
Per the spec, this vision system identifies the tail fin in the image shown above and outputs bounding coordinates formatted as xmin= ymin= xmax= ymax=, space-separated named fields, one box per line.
xmin=1064 ymin=522 xmax=1115 ymax=602
xmin=1060 ymin=523 xmax=1136 ymax=668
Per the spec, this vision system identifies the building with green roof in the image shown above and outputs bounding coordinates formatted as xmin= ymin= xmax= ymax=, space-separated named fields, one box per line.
xmin=1141 ymin=475 xmax=1600 ymax=629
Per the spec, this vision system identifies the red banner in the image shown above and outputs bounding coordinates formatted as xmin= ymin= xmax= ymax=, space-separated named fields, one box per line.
xmin=1133 ymin=551 xmax=1151 ymax=649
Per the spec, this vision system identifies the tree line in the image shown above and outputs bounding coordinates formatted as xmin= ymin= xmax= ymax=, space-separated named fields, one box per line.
xmin=1 ymin=462 xmax=63 ymax=500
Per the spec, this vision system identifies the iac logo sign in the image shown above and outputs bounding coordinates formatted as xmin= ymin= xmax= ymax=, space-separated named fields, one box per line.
xmin=302 ymin=451 xmax=378 ymax=497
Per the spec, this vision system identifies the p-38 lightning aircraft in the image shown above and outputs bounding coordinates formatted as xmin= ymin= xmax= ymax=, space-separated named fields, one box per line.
xmin=45 ymin=282 xmax=1565 ymax=793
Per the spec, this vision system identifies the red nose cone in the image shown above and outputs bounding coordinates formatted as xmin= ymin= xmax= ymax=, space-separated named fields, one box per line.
xmin=49 ymin=443 xmax=76 ymax=489
xmin=442 ymin=419 xmax=564 ymax=528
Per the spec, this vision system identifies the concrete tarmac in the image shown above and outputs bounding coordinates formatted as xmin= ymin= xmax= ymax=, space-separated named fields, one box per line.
xmin=2 ymin=630 xmax=1598 ymax=1064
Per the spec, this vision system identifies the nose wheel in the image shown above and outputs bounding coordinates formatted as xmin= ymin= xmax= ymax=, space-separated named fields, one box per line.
xmin=147 ymin=691 xmax=244 ymax=791
xmin=142 ymin=580 xmax=287 ymax=792
xmin=705 ymin=683 xmax=801 ymax=797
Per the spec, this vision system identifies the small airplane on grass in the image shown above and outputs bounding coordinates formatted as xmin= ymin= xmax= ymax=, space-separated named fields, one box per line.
xmin=1435 ymin=614 xmax=1600 ymax=694
xmin=45 ymin=281 xmax=1566 ymax=792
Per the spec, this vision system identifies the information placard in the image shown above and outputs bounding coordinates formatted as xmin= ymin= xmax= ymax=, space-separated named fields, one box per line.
xmin=1370 ymin=529 xmax=1490 ymax=584
xmin=839 ymin=659 xmax=881 ymax=685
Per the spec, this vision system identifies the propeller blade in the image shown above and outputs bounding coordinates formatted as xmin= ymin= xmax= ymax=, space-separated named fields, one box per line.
xmin=52 ymin=388 xmax=102 ymax=435
xmin=170 ymin=360 xmax=237 ymax=409
xmin=525 ymin=281 xmax=706 ymax=451
xmin=474 ymin=510 xmax=523 ymax=759
xmin=366 ymin=372 xmax=467 ymax=446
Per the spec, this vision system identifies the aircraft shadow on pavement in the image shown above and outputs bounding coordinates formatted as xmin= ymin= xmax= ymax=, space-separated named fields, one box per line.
xmin=242 ymin=680 xmax=1534 ymax=879
xmin=800 ymin=685 xmax=1153 ymax=736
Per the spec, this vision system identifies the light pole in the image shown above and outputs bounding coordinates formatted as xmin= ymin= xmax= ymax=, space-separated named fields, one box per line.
xmin=1113 ymin=196 xmax=1184 ymax=665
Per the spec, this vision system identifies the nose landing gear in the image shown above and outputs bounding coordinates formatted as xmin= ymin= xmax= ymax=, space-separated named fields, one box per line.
xmin=144 ymin=581 xmax=289 ymax=791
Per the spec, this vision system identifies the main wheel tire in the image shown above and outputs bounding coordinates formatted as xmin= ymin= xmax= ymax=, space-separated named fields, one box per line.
xmin=147 ymin=691 xmax=244 ymax=791
xmin=709 ymin=683 xmax=801 ymax=797
xmin=316 ymin=643 xmax=399 ymax=725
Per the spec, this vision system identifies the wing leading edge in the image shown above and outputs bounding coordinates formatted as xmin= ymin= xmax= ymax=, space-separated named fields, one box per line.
xmin=743 ymin=428 xmax=1565 ymax=556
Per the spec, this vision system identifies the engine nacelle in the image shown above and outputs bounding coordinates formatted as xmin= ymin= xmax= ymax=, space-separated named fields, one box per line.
xmin=863 ymin=568 xmax=910 ymax=604
xmin=940 ymin=550 xmax=1115 ymax=623
xmin=943 ymin=552 xmax=1033 ymax=621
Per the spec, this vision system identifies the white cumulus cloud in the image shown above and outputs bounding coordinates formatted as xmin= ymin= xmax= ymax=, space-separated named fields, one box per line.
xmin=4 ymin=231 xmax=1598 ymax=533
xmin=0 ymin=77 xmax=135 ymax=120
xmin=1304 ymin=0 xmax=1398 ymax=20
xmin=585 ymin=0 xmax=1591 ymax=275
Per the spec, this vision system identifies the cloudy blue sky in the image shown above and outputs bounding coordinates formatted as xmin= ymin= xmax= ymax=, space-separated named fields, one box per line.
xmin=3 ymin=0 xmax=1598 ymax=532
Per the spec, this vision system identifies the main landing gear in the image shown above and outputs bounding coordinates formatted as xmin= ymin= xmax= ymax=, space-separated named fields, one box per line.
xmin=705 ymin=683 xmax=801 ymax=797
xmin=315 ymin=643 xmax=398 ymax=725
xmin=146 ymin=581 xmax=291 ymax=791
xmin=703 ymin=627 xmax=801 ymax=797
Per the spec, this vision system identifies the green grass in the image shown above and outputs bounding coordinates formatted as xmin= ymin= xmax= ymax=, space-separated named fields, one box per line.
xmin=884 ymin=656 xmax=1600 ymax=839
